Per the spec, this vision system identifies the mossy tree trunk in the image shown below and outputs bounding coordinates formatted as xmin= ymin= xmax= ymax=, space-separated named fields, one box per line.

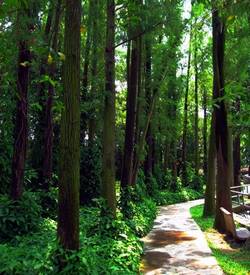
xmin=57 ymin=0 xmax=81 ymax=250
xmin=101 ymin=0 xmax=116 ymax=216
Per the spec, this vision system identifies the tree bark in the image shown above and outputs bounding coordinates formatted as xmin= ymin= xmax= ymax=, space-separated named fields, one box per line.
xmin=57 ymin=0 xmax=81 ymax=250
xmin=101 ymin=0 xmax=116 ymax=216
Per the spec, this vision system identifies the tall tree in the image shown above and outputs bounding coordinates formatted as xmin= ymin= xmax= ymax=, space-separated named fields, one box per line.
xmin=143 ymin=36 xmax=153 ymax=185
xmin=203 ymin=113 xmax=216 ymax=216
xmin=194 ymin=25 xmax=199 ymax=183
xmin=212 ymin=5 xmax=233 ymax=232
xmin=11 ymin=2 xmax=32 ymax=200
xmin=57 ymin=0 xmax=81 ymax=250
xmin=121 ymin=0 xmax=141 ymax=188
xmin=233 ymin=99 xmax=241 ymax=186
xmin=42 ymin=0 xmax=62 ymax=189
xmin=181 ymin=24 xmax=192 ymax=186
xmin=101 ymin=0 xmax=116 ymax=216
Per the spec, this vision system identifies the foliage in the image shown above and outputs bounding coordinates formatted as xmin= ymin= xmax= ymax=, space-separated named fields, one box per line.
xmin=0 ymin=192 xmax=42 ymax=241
xmin=36 ymin=187 xmax=58 ymax=219
xmin=80 ymin=142 xmax=101 ymax=205
xmin=190 ymin=204 xmax=250 ymax=275
xmin=156 ymin=187 xmax=202 ymax=206
xmin=0 ymin=197 xmax=156 ymax=274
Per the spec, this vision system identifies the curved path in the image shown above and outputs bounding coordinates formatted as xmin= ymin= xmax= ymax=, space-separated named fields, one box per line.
xmin=140 ymin=199 xmax=223 ymax=275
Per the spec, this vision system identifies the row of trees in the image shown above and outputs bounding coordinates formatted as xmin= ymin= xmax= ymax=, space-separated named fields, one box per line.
xmin=0 ymin=0 xmax=249 ymax=251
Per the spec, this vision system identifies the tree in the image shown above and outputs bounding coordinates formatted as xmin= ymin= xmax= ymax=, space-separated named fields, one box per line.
xmin=121 ymin=0 xmax=142 ymax=188
xmin=181 ymin=24 xmax=192 ymax=186
xmin=203 ymin=114 xmax=216 ymax=216
xmin=57 ymin=0 xmax=81 ymax=250
xmin=212 ymin=5 xmax=233 ymax=232
xmin=101 ymin=0 xmax=116 ymax=216
xmin=11 ymin=2 xmax=33 ymax=200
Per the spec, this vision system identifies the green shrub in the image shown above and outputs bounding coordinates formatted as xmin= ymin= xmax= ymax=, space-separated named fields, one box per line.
xmin=80 ymin=143 xmax=101 ymax=205
xmin=0 ymin=191 xmax=42 ymax=241
xmin=155 ymin=187 xmax=202 ymax=206
xmin=36 ymin=187 xmax=58 ymax=219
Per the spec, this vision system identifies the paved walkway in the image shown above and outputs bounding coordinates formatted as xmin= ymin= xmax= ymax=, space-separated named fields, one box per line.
xmin=140 ymin=200 xmax=224 ymax=275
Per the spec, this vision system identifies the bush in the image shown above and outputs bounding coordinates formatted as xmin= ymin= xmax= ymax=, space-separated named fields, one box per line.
xmin=80 ymin=143 xmax=101 ymax=205
xmin=155 ymin=187 xmax=202 ymax=206
xmin=36 ymin=187 xmax=58 ymax=219
xmin=0 ymin=191 xmax=42 ymax=241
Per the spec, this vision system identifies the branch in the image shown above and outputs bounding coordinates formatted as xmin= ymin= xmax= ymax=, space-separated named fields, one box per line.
xmin=114 ymin=21 xmax=163 ymax=49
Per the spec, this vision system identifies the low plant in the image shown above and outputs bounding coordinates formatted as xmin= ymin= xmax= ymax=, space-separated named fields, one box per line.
xmin=0 ymin=191 xmax=42 ymax=241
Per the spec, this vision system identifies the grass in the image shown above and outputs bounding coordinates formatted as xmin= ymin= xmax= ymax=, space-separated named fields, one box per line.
xmin=190 ymin=204 xmax=250 ymax=275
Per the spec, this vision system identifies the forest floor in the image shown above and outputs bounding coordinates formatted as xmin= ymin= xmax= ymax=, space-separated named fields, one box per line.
xmin=140 ymin=199 xmax=223 ymax=275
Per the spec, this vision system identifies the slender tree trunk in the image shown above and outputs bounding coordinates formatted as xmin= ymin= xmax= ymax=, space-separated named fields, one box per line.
xmin=134 ymin=35 xmax=142 ymax=163
xmin=203 ymin=113 xmax=216 ymax=216
xmin=212 ymin=7 xmax=233 ymax=232
xmin=102 ymin=0 xmax=116 ymax=216
xmin=42 ymin=0 xmax=62 ymax=189
xmin=81 ymin=1 xmax=93 ymax=143
xmin=11 ymin=6 xmax=31 ymax=200
xmin=233 ymin=99 xmax=240 ymax=187
xmin=194 ymin=30 xmax=199 ymax=182
xmin=143 ymin=36 xmax=153 ymax=185
xmin=57 ymin=0 xmax=81 ymax=250
xmin=181 ymin=25 xmax=192 ymax=186
xmin=203 ymin=86 xmax=208 ymax=183
xmin=121 ymin=38 xmax=139 ymax=188
xmin=89 ymin=0 xmax=99 ymax=143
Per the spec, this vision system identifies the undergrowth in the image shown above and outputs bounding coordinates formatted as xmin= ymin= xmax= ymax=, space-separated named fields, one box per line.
xmin=0 ymin=181 xmax=202 ymax=274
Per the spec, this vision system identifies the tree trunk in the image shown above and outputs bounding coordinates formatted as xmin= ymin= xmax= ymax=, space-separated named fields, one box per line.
xmin=203 ymin=113 xmax=216 ymax=216
xmin=89 ymin=0 xmax=99 ymax=144
xmin=143 ymin=36 xmax=153 ymax=185
xmin=101 ymin=0 xmax=116 ymax=216
xmin=181 ymin=25 xmax=192 ymax=186
xmin=57 ymin=0 xmax=81 ymax=250
xmin=233 ymin=99 xmax=240 ymax=187
xmin=121 ymin=38 xmax=139 ymax=187
xmin=81 ymin=0 xmax=93 ymax=143
xmin=203 ymin=87 xmax=208 ymax=184
xmin=41 ymin=0 xmax=62 ymax=189
xmin=212 ymin=7 xmax=233 ymax=232
xmin=194 ymin=30 xmax=199 ymax=182
xmin=11 ymin=6 xmax=31 ymax=200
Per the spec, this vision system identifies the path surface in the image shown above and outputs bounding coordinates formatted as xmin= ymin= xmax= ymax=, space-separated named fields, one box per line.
xmin=140 ymin=199 xmax=223 ymax=275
